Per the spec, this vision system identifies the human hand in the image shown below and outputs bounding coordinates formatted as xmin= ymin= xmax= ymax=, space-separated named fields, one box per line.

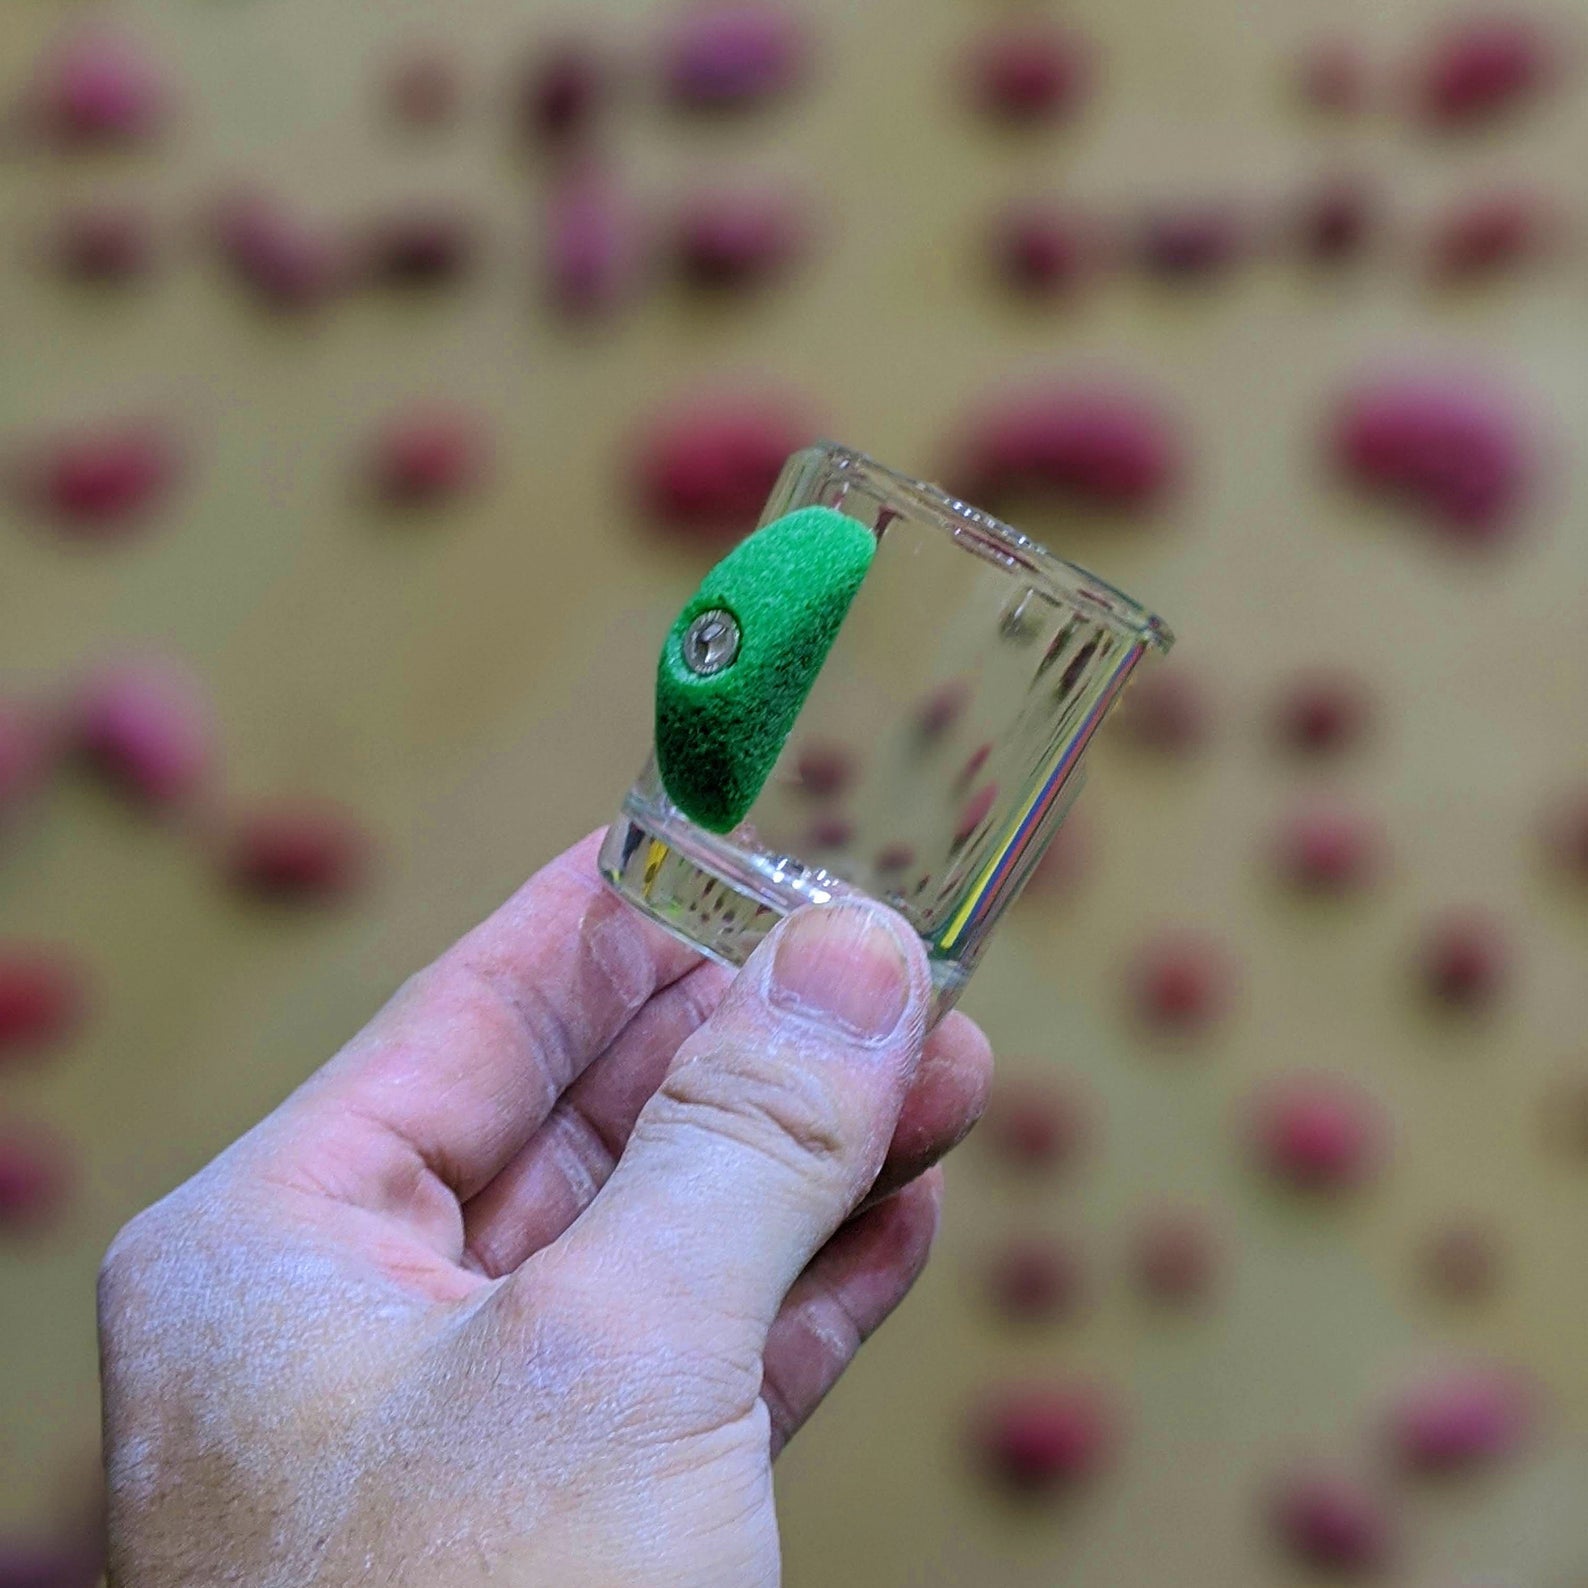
xmin=98 ymin=831 xmax=991 ymax=1587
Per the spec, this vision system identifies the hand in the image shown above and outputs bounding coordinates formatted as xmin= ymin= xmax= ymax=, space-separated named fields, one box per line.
xmin=98 ymin=832 xmax=991 ymax=1587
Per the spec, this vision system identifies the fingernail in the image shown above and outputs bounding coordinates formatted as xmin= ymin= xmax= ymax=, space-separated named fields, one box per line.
xmin=767 ymin=901 xmax=915 ymax=1042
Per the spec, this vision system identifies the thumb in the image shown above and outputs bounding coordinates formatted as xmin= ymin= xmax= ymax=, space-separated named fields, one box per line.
xmin=558 ymin=897 xmax=931 ymax=1336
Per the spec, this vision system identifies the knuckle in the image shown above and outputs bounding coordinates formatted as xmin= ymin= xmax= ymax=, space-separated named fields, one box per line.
xmin=645 ymin=1039 xmax=854 ymax=1183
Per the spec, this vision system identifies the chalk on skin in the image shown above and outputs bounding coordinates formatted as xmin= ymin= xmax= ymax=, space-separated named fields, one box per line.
xmin=26 ymin=27 xmax=171 ymax=148
xmin=1250 ymin=1073 xmax=1384 ymax=1192
xmin=962 ymin=21 xmax=1093 ymax=126
xmin=660 ymin=3 xmax=808 ymax=111
xmin=969 ymin=1381 xmax=1116 ymax=1495
xmin=223 ymin=802 xmax=371 ymax=903
xmin=71 ymin=658 xmax=212 ymax=813
xmin=0 ymin=949 xmax=85 ymax=1060
xmin=17 ymin=422 xmax=178 ymax=541
xmin=1270 ymin=1471 xmax=1393 ymax=1572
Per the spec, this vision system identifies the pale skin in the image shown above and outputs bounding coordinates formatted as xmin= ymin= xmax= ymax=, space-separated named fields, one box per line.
xmin=98 ymin=831 xmax=993 ymax=1586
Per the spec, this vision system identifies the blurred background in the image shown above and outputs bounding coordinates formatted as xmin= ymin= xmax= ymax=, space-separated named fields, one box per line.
xmin=3 ymin=0 xmax=1588 ymax=1581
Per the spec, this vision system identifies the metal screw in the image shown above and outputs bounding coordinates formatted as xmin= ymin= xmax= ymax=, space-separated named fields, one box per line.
xmin=681 ymin=609 xmax=741 ymax=676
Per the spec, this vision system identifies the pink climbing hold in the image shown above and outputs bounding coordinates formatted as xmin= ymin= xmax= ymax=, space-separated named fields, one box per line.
xmin=1131 ymin=1208 xmax=1219 ymax=1304
xmin=383 ymin=47 xmax=462 ymax=128
xmin=988 ymin=202 xmax=1102 ymax=297
xmin=545 ymin=168 xmax=643 ymax=316
xmin=1332 ymin=374 xmax=1534 ymax=545
xmin=635 ymin=395 xmax=810 ymax=545
xmin=364 ymin=205 xmax=476 ymax=287
xmin=223 ymin=803 xmax=371 ymax=903
xmin=673 ymin=187 xmax=806 ymax=289
xmin=72 ymin=658 xmax=212 ymax=813
xmin=1415 ymin=15 xmax=1558 ymax=130
xmin=1136 ymin=204 xmax=1247 ymax=281
xmin=970 ymin=1381 xmax=1116 ymax=1494
xmin=1428 ymin=188 xmax=1559 ymax=283
xmin=520 ymin=38 xmax=610 ymax=147
xmin=983 ymin=1236 xmax=1084 ymax=1323
xmin=1270 ymin=1472 xmax=1393 ymax=1572
xmin=30 ymin=28 xmax=171 ymax=148
xmin=1297 ymin=38 xmax=1373 ymax=114
xmin=1128 ymin=930 xmax=1234 ymax=1034
xmin=1116 ymin=669 xmax=1210 ymax=755
xmin=368 ymin=408 xmax=490 ymax=507
xmin=1389 ymin=1367 xmax=1532 ymax=1473
xmin=1418 ymin=909 xmax=1509 ymax=1011
xmin=0 ymin=950 xmax=84 ymax=1059
xmin=0 ymin=1122 xmax=72 ymax=1233
xmin=1293 ymin=174 xmax=1380 ymax=265
xmin=1273 ymin=669 xmax=1374 ymax=756
xmin=661 ymin=3 xmax=808 ymax=111
xmin=982 ymin=1076 xmax=1088 ymax=1173
xmin=214 ymin=191 xmax=347 ymax=311
xmin=0 ymin=700 xmax=57 ymax=831
xmin=953 ymin=383 xmax=1181 ymax=515
xmin=46 ymin=204 xmax=154 ymax=283
xmin=1251 ymin=1073 xmax=1385 ymax=1192
xmin=22 ymin=423 xmax=177 ymax=540
xmin=1275 ymin=805 xmax=1385 ymax=893
xmin=963 ymin=21 xmax=1093 ymax=127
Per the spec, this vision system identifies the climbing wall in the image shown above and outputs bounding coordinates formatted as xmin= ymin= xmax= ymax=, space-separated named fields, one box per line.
xmin=2 ymin=0 xmax=1586 ymax=1582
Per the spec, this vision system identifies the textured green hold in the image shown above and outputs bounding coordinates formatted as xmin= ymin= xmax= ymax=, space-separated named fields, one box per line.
xmin=656 ymin=505 xmax=876 ymax=832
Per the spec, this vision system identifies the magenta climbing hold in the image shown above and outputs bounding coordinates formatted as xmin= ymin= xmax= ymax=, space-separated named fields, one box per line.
xmin=46 ymin=204 xmax=154 ymax=283
xmin=364 ymin=205 xmax=476 ymax=286
xmin=1293 ymin=174 xmax=1380 ymax=265
xmin=1415 ymin=15 xmax=1557 ymax=129
xmin=1270 ymin=1472 xmax=1393 ymax=1572
xmin=223 ymin=803 xmax=371 ymax=903
xmin=982 ymin=1077 xmax=1088 ymax=1172
xmin=1389 ymin=1366 xmax=1531 ymax=1473
xmin=1128 ymin=930 xmax=1234 ymax=1033
xmin=0 ymin=950 xmax=84 ymax=1059
xmin=0 ymin=1122 xmax=72 ymax=1232
xmin=213 ymin=191 xmax=347 ymax=311
xmin=952 ymin=383 xmax=1181 ymax=514
xmin=1275 ymin=805 xmax=1385 ymax=892
xmin=982 ymin=1236 xmax=1084 ymax=1323
xmin=970 ymin=1381 xmax=1116 ymax=1494
xmin=1251 ymin=1073 xmax=1384 ymax=1191
xmin=29 ymin=28 xmax=171 ymax=148
xmin=988 ymin=202 xmax=1102 ymax=297
xmin=544 ymin=168 xmax=643 ymax=315
xmin=1136 ymin=203 xmax=1247 ymax=281
xmin=673 ymin=187 xmax=805 ymax=289
xmin=72 ymin=659 xmax=211 ymax=813
xmin=1116 ymin=669 xmax=1210 ymax=755
xmin=383 ymin=47 xmax=462 ymax=128
xmin=1332 ymin=374 xmax=1534 ymax=545
xmin=21 ymin=423 xmax=177 ymax=540
xmin=963 ymin=21 xmax=1092 ymax=126
xmin=1297 ymin=38 xmax=1373 ymax=114
xmin=1131 ymin=1208 xmax=1219 ymax=1304
xmin=1418 ymin=909 xmax=1509 ymax=1010
xmin=519 ymin=38 xmax=610 ymax=146
xmin=635 ymin=395 xmax=811 ymax=545
xmin=661 ymin=3 xmax=808 ymax=111
xmin=1428 ymin=188 xmax=1558 ymax=282
xmin=1273 ymin=669 xmax=1374 ymax=756
xmin=368 ymin=408 xmax=490 ymax=507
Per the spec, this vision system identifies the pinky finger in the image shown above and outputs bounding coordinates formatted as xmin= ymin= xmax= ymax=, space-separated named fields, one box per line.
xmin=761 ymin=1167 xmax=944 ymax=1459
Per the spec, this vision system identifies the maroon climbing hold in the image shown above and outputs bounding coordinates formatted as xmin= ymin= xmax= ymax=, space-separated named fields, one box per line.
xmin=963 ymin=22 xmax=1093 ymax=127
xmin=805 ymin=814 xmax=854 ymax=851
xmin=982 ymin=1236 xmax=1085 ymax=1323
xmin=1270 ymin=1472 xmax=1393 ymax=1572
xmin=635 ymin=395 xmax=810 ymax=545
xmin=791 ymin=743 xmax=854 ymax=800
xmin=1332 ymin=374 xmax=1534 ymax=545
xmin=223 ymin=803 xmax=371 ymax=903
xmin=1415 ymin=15 xmax=1557 ymax=130
xmin=914 ymin=681 xmax=971 ymax=743
xmin=661 ymin=3 xmax=808 ymax=112
xmin=520 ymin=38 xmax=610 ymax=147
xmin=1136 ymin=204 xmax=1247 ymax=281
xmin=213 ymin=191 xmax=347 ymax=311
xmin=1251 ymin=1073 xmax=1385 ymax=1191
xmin=46 ymin=204 xmax=154 ymax=283
xmin=0 ymin=1122 xmax=72 ymax=1232
xmin=1428 ymin=188 xmax=1558 ymax=282
xmin=1131 ymin=1208 xmax=1219 ymax=1304
xmin=544 ymin=168 xmax=643 ymax=316
xmin=1297 ymin=38 xmax=1373 ymax=114
xmin=1293 ymin=174 xmax=1380 ymax=265
xmin=981 ymin=1077 xmax=1088 ymax=1173
xmin=30 ymin=28 xmax=171 ymax=148
xmin=1421 ymin=1219 xmax=1503 ymax=1301
xmin=1389 ymin=1366 xmax=1532 ymax=1473
xmin=988 ymin=202 xmax=1102 ymax=297
xmin=383 ymin=47 xmax=462 ymax=128
xmin=953 ymin=383 xmax=1181 ymax=514
xmin=1116 ymin=669 xmax=1210 ymax=755
xmin=673 ymin=187 xmax=806 ymax=289
xmin=0 ymin=950 xmax=84 ymax=1059
xmin=21 ymin=423 xmax=177 ymax=540
xmin=1273 ymin=669 xmax=1374 ymax=756
xmin=364 ymin=205 xmax=475 ymax=286
xmin=72 ymin=659 xmax=211 ymax=813
xmin=1418 ymin=909 xmax=1509 ymax=1011
xmin=368 ymin=408 xmax=490 ymax=507
xmin=1128 ymin=930 xmax=1234 ymax=1034
xmin=970 ymin=1381 xmax=1116 ymax=1494
xmin=1275 ymin=805 xmax=1385 ymax=892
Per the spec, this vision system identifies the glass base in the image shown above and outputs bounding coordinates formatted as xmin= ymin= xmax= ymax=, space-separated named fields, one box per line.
xmin=598 ymin=791 xmax=972 ymax=1020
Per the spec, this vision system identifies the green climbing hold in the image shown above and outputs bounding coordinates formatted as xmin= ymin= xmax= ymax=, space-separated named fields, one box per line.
xmin=656 ymin=504 xmax=877 ymax=832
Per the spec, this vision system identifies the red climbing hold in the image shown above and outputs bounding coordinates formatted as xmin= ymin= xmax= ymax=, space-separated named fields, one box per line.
xmin=982 ymin=1077 xmax=1088 ymax=1173
xmin=0 ymin=1123 xmax=72 ymax=1232
xmin=963 ymin=22 xmax=1093 ymax=127
xmin=369 ymin=408 xmax=489 ymax=507
xmin=983 ymin=1236 xmax=1085 ymax=1323
xmin=1428 ymin=188 xmax=1558 ymax=283
xmin=791 ymin=743 xmax=854 ymax=800
xmin=1275 ymin=805 xmax=1385 ymax=892
xmin=970 ymin=1381 xmax=1116 ymax=1494
xmin=224 ymin=803 xmax=371 ymax=903
xmin=73 ymin=659 xmax=211 ymax=813
xmin=674 ymin=187 xmax=805 ymax=289
xmin=988 ymin=202 xmax=1102 ymax=297
xmin=1251 ymin=1074 xmax=1385 ymax=1191
xmin=1273 ymin=669 xmax=1374 ymax=756
xmin=1293 ymin=174 xmax=1380 ymax=266
xmin=22 ymin=423 xmax=177 ymax=540
xmin=0 ymin=951 xmax=84 ymax=1059
xmin=1128 ymin=931 xmax=1234 ymax=1034
xmin=1418 ymin=909 xmax=1509 ymax=1011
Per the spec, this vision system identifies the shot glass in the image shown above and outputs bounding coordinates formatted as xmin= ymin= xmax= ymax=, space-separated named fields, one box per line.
xmin=600 ymin=442 xmax=1173 ymax=1015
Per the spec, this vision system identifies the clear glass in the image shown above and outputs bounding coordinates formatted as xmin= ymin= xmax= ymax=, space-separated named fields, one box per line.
xmin=600 ymin=442 xmax=1173 ymax=1016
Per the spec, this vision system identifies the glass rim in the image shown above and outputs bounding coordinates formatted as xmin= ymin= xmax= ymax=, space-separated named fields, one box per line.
xmin=809 ymin=440 xmax=1175 ymax=653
